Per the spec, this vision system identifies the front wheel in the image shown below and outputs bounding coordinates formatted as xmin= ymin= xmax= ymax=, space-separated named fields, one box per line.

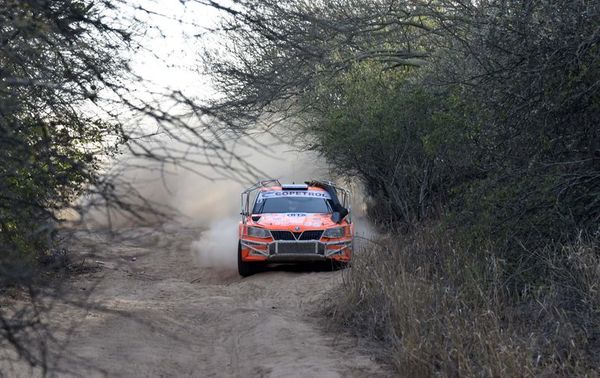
xmin=329 ymin=260 xmax=350 ymax=271
xmin=238 ymin=241 xmax=258 ymax=277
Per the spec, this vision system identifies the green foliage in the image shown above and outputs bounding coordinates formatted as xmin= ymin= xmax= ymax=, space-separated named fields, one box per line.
xmin=305 ymin=61 xmax=474 ymax=223
xmin=0 ymin=0 xmax=127 ymax=284
xmin=436 ymin=1 xmax=600 ymax=287
xmin=0 ymin=113 xmax=120 ymax=279
xmin=303 ymin=1 xmax=600 ymax=289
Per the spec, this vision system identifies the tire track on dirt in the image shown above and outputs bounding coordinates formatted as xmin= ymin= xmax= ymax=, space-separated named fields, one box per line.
xmin=5 ymin=226 xmax=387 ymax=377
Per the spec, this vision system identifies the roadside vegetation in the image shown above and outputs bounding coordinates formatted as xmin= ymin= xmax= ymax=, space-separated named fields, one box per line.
xmin=0 ymin=1 xmax=134 ymax=367
xmin=0 ymin=0 xmax=247 ymax=370
xmin=204 ymin=0 xmax=600 ymax=375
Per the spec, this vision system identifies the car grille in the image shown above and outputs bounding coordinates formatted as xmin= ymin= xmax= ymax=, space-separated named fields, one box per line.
xmin=270 ymin=242 xmax=319 ymax=255
xmin=299 ymin=230 xmax=323 ymax=240
xmin=270 ymin=230 xmax=324 ymax=241
xmin=270 ymin=231 xmax=295 ymax=240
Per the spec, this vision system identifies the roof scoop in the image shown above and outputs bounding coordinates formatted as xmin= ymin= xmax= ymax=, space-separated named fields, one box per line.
xmin=281 ymin=184 xmax=308 ymax=190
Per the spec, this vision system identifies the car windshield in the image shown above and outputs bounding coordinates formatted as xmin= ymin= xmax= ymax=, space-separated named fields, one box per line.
xmin=253 ymin=197 xmax=332 ymax=214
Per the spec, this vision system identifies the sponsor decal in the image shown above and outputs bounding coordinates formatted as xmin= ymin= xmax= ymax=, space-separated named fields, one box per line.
xmin=257 ymin=190 xmax=331 ymax=201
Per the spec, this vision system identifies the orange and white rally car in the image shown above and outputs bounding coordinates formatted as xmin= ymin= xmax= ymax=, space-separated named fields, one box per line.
xmin=238 ymin=180 xmax=353 ymax=276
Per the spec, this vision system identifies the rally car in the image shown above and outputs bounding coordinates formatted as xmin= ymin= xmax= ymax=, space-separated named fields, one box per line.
xmin=238 ymin=179 xmax=353 ymax=276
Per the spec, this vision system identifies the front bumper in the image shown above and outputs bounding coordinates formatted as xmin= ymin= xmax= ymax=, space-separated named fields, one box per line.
xmin=240 ymin=238 xmax=352 ymax=262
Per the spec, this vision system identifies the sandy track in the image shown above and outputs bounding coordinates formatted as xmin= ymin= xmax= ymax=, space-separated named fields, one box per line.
xmin=6 ymin=226 xmax=386 ymax=377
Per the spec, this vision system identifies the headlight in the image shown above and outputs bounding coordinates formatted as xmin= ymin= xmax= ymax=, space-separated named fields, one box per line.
xmin=247 ymin=226 xmax=270 ymax=238
xmin=323 ymin=227 xmax=345 ymax=238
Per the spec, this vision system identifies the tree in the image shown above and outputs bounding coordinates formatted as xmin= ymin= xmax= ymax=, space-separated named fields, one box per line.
xmin=0 ymin=0 xmax=262 ymax=371
xmin=201 ymin=0 xmax=600 ymax=276
xmin=197 ymin=0 xmax=433 ymax=124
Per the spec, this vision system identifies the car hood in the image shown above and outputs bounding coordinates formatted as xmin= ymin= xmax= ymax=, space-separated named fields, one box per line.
xmin=254 ymin=213 xmax=337 ymax=228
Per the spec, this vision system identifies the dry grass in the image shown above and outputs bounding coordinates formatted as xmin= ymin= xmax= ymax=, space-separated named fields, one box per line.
xmin=330 ymin=227 xmax=600 ymax=377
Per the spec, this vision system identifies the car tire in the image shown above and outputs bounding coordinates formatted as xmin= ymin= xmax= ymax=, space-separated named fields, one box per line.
xmin=238 ymin=241 xmax=258 ymax=277
xmin=332 ymin=260 xmax=350 ymax=270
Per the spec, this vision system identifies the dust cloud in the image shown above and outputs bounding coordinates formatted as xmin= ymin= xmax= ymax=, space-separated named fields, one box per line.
xmin=91 ymin=131 xmax=327 ymax=269
xmin=187 ymin=134 xmax=326 ymax=269
xmin=85 ymin=130 xmax=373 ymax=271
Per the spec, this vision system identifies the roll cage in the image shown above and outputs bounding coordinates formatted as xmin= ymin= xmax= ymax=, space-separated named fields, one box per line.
xmin=240 ymin=179 xmax=352 ymax=224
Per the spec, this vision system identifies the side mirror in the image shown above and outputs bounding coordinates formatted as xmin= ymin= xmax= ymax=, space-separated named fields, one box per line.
xmin=331 ymin=211 xmax=341 ymax=223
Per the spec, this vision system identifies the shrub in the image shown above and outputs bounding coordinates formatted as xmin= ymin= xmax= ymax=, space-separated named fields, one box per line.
xmin=331 ymin=226 xmax=600 ymax=376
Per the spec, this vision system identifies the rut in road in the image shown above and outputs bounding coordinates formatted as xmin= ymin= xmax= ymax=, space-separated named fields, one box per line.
xmin=4 ymin=225 xmax=387 ymax=377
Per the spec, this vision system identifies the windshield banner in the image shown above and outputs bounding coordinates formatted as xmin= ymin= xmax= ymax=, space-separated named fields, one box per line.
xmin=257 ymin=190 xmax=331 ymax=201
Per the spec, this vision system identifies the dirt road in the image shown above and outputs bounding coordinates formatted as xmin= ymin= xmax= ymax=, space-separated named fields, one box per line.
xmin=5 ymin=226 xmax=386 ymax=377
